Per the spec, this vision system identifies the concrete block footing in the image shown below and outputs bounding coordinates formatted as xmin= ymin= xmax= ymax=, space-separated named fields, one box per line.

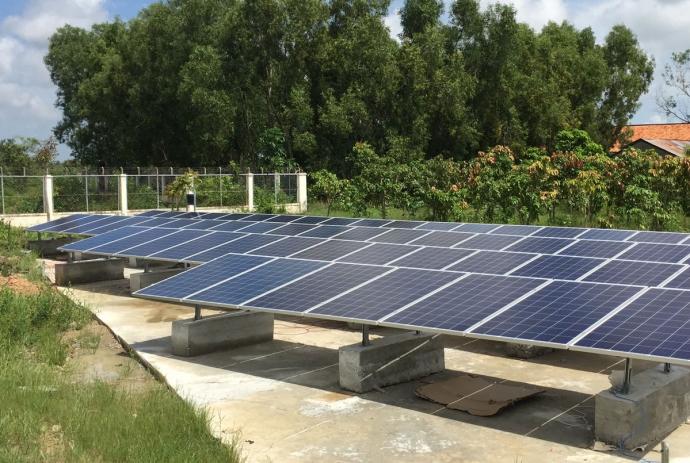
xmin=54 ymin=258 xmax=124 ymax=286
xmin=171 ymin=311 xmax=274 ymax=357
xmin=27 ymin=237 xmax=76 ymax=257
xmin=339 ymin=332 xmax=445 ymax=393
xmin=505 ymin=343 xmax=554 ymax=359
xmin=595 ymin=364 xmax=690 ymax=449
xmin=129 ymin=268 xmax=185 ymax=292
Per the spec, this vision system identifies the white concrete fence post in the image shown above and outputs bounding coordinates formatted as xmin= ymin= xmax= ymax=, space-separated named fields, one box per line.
xmin=245 ymin=172 xmax=254 ymax=212
xmin=297 ymin=172 xmax=307 ymax=213
xmin=118 ymin=173 xmax=128 ymax=215
xmin=43 ymin=174 xmax=54 ymax=221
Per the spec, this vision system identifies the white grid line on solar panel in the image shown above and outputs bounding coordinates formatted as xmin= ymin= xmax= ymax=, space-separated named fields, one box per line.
xmin=232 ymin=221 xmax=285 ymax=233
xmin=293 ymin=216 xmax=329 ymax=224
xmin=574 ymin=257 xmax=614 ymax=282
xmin=570 ymin=288 xmax=690 ymax=359
xmin=406 ymin=231 xmax=475 ymax=247
xmin=489 ymin=224 xmax=544 ymax=236
xmin=59 ymin=226 xmax=152 ymax=252
xmin=321 ymin=217 xmax=361 ymax=226
xmin=264 ymin=215 xmax=303 ymax=223
xmin=379 ymin=274 xmax=547 ymax=332
xmin=382 ymin=220 xmax=426 ymax=229
xmin=501 ymin=253 xmax=542 ymax=275
xmin=82 ymin=227 xmax=180 ymax=255
xmin=504 ymin=237 xmax=574 ymax=254
xmin=440 ymin=249 xmax=480 ymax=269
xmin=266 ymin=223 xmax=318 ymax=236
xmin=121 ymin=229 xmax=213 ymax=258
xmin=350 ymin=218 xmax=394 ymax=227
xmin=556 ymin=240 xmax=635 ymax=259
xmin=451 ymin=233 xmax=522 ymax=251
xmin=367 ymin=228 xmax=433 ymax=245
xmin=385 ymin=247 xmax=475 ymax=270
xmin=183 ymin=259 xmax=328 ymax=305
xmin=133 ymin=254 xmax=273 ymax=301
xmin=82 ymin=217 xmax=143 ymax=234
xmin=29 ymin=213 xmax=90 ymax=231
xmin=417 ymin=222 xmax=463 ymax=231
xmin=148 ymin=231 xmax=238 ymax=260
xmin=532 ymin=227 xmax=588 ymax=238
xmin=658 ymin=265 xmax=690 ymax=287
xmin=289 ymin=240 xmax=373 ymax=261
xmin=451 ymin=223 xmax=501 ymax=233
xmin=662 ymin=267 xmax=690 ymax=289
xmin=248 ymin=236 xmax=325 ymax=257
xmin=583 ymin=259 xmax=684 ymax=286
xmin=467 ymin=281 xmax=642 ymax=345
xmin=73 ymin=216 xmax=142 ymax=235
xmin=240 ymin=214 xmax=278 ymax=221
xmin=297 ymin=225 xmax=351 ymax=238
xmin=329 ymin=226 xmax=390 ymax=241
xmin=335 ymin=243 xmax=419 ymax=265
xmin=444 ymin=250 xmax=536 ymax=275
xmin=183 ymin=234 xmax=280 ymax=262
xmin=179 ymin=232 xmax=248 ymax=261
xmin=207 ymin=221 xmax=255 ymax=232
xmin=626 ymin=230 xmax=689 ymax=244
xmin=134 ymin=210 xmax=165 ymax=217
xmin=243 ymin=263 xmax=392 ymax=313
xmin=508 ymin=255 xmax=605 ymax=280
xmin=181 ymin=220 xmax=228 ymax=230
xmin=617 ymin=242 xmax=690 ymax=263
xmin=681 ymin=235 xmax=690 ymax=245
xmin=59 ymin=215 xmax=119 ymax=233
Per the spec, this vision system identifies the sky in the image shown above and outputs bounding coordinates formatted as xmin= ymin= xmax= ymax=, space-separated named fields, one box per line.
xmin=0 ymin=0 xmax=689 ymax=159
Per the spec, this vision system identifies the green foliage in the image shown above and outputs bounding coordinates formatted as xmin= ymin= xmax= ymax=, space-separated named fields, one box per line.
xmin=165 ymin=169 xmax=199 ymax=210
xmin=310 ymin=170 xmax=349 ymax=215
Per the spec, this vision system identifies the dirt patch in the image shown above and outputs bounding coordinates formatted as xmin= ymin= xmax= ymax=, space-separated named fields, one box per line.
xmin=0 ymin=274 xmax=41 ymax=295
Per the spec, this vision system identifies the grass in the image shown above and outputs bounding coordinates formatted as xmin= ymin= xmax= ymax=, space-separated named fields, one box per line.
xmin=0 ymin=221 xmax=242 ymax=462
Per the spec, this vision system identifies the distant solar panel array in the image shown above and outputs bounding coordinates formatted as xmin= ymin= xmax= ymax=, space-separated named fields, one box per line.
xmin=29 ymin=210 xmax=690 ymax=365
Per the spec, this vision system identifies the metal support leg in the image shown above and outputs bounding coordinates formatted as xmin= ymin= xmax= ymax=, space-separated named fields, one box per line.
xmin=664 ymin=362 xmax=672 ymax=373
xmin=68 ymin=252 xmax=74 ymax=263
xmin=661 ymin=441 xmax=670 ymax=463
xmin=620 ymin=358 xmax=633 ymax=394
xmin=415 ymin=330 xmax=421 ymax=335
xmin=361 ymin=325 xmax=370 ymax=346
xmin=144 ymin=262 xmax=150 ymax=273
xmin=194 ymin=305 xmax=202 ymax=321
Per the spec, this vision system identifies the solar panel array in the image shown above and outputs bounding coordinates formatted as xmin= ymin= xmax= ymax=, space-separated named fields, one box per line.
xmin=29 ymin=210 xmax=690 ymax=365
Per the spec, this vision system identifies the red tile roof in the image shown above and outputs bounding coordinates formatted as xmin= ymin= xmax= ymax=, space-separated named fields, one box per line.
xmin=613 ymin=123 xmax=690 ymax=152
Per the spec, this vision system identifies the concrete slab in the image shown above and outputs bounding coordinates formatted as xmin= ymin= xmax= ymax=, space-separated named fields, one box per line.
xmin=54 ymin=258 xmax=124 ymax=285
xmin=27 ymin=237 xmax=76 ymax=257
xmin=48 ymin=263 xmax=690 ymax=463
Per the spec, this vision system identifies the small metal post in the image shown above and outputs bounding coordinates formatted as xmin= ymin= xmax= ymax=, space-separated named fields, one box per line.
xmin=85 ymin=171 xmax=89 ymax=212
xmin=68 ymin=252 xmax=74 ymax=263
xmin=361 ymin=325 xmax=370 ymax=346
xmin=620 ymin=358 xmax=633 ymax=394
xmin=664 ymin=362 xmax=672 ymax=373
xmin=0 ymin=166 xmax=5 ymax=215
xmin=415 ymin=330 xmax=421 ymax=335
xmin=156 ymin=167 xmax=160 ymax=209
xmin=144 ymin=262 xmax=150 ymax=273
xmin=219 ymin=167 xmax=223 ymax=207
xmin=661 ymin=441 xmax=670 ymax=463
xmin=194 ymin=304 xmax=202 ymax=321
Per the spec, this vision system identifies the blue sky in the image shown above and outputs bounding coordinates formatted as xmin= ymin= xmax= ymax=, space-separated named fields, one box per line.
xmin=0 ymin=0 xmax=688 ymax=159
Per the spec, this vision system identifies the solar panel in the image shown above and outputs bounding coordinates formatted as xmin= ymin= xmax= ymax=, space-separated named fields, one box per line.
xmin=511 ymin=255 xmax=604 ymax=280
xmin=584 ymin=260 xmax=683 ymax=287
xmin=628 ymin=231 xmax=689 ymax=244
xmin=63 ymin=216 xmax=129 ymax=234
xmin=246 ymin=263 xmax=391 ymax=313
xmin=664 ymin=268 xmax=690 ymax=290
xmin=266 ymin=223 xmax=317 ymax=236
xmin=137 ymin=217 xmax=179 ymax=227
xmin=60 ymin=226 xmax=149 ymax=252
xmin=134 ymin=210 xmax=166 ymax=217
xmin=310 ymin=268 xmax=460 ymax=321
xmin=338 ymin=243 xmax=419 ymax=265
xmin=617 ymin=243 xmax=690 ymax=263
xmin=573 ymin=288 xmax=690 ymax=361
xmin=27 ymin=214 xmax=90 ymax=232
xmin=240 ymin=214 xmax=277 ymax=221
xmin=532 ymin=227 xmax=586 ymax=238
xmin=370 ymin=228 xmax=430 ymax=244
xmin=577 ymin=229 xmax=635 ymax=241
xmin=135 ymin=254 xmax=272 ymax=300
xmin=299 ymin=225 xmax=350 ymax=238
xmin=446 ymin=251 xmax=536 ymax=275
xmin=182 ymin=220 xmax=228 ymax=230
xmin=504 ymin=237 xmax=574 ymax=254
xmin=185 ymin=259 xmax=328 ymax=306
xmin=151 ymin=211 xmax=186 ymax=218
xmin=148 ymin=231 xmax=240 ymax=261
xmin=196 ymin=212 xmax=233 ymax=220
xmin=417 ymin=222 xmax=461 ymax=231
xmin=158 ymin=219 xmax=197 ymax=229
xmin=223 ymin=213 xmax=253 ymax=220
xmin=175 ymin=212 xmax=207 ymax=219
xmin=265 ymin=215 xmax=302 ymax=223
xmin=84 ymin=216 xmax=150 ymax=234
xmin=88 ymin=227 xmax=178 ymax=254
xmin=471 ymin=281 xmax=641 ymax=345
xmin=387 ymin=247 xmax=474 ymax=270
xmin=292 ymin=216 xmax=329 ymax=224
xmin=383 ymin=220 xmax=425 ymax=229
xmin=454 ymin=234 xmax=522 ymax=250
xmin=118 ymin=229 xmax=210 ymax=257
xmin=236 ymin=222 xmax=285 ymax=233
xmin=384 ymin=274 xmax=546 ymax=332
xmin=321 ymin=217 xmax=360 ymax=226
xmin=490 ymin=225 xmax=541 ymax=236
xmin=42 ymin=214 xmax=111 ymax=233
xmin=210 ymin=221 xmax=255 ymax=232
xmin=453 ymin=223 xmax=498 ymax=233
xmin=248 ymin=236 xmax=324 ymax=257
xmin=352 ymin=218 xmax=392 ymax=227
xmin=557 ymin=240 xmax=632 ymax=259
xmin=408 ymin=231 xmax=474 ymax=247
xmin=184 ymin=233 xmax=276 ymax=262
xmin=332 ymin=227 xmax=388 ymax=241
xmin=290 ymin=240 xmax=370 ymax=261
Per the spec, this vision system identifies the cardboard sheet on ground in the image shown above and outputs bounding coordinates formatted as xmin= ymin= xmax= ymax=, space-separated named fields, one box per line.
xmin=415 ymin=374 xmax=545 ymax=416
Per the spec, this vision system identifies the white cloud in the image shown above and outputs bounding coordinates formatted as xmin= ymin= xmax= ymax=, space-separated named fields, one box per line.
xmin=0 ymin=0 xmax=108 ymax=156
xmin=478 ymin=0 xmax=567 ymax=31
xmin=384 ymin=8 xmax=403 ymax=42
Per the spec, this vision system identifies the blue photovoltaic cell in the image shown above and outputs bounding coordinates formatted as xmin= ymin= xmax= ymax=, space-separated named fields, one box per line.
xmin=158 ymin=219 xmax=196 ymax=229
xmin=292 ymin=216 xmax=329 ymax=224
xmin=578 ymin=228 xmax=635 ymax=241
xmin=137 ymin=217 xmax=179 ymax=227
xmin=28 ymin=214 xmax=90 ymax=232
xmin=454 ymin=234 xmax=522 ymax=251
xmin=338 ymin=243 xmax=419 ymax=265
xmin=195 ymin=212 xmax=232 ymax=220
xmin=135 ymin=210 xmax=166 ymax=217
xmin=388 ymin=247 xmax=474 ymax=270
xmin=267 ymin=223 xmax=317 ymax=236
xmin=533 ymin=227 xmax=586 ymax=238
xmin=248 ymin=263 xmax=391 ymax=312
xmin=119 ymin=229 xmax=210 ymax=257
xmin=408 ymin=231 xmax=474 ymax=247
xmin=558 ymin=240 xmax=632 ymax=259
xmin=265 ymin=215 xmax=302 ymax=223
xmin=290 ymin=240 xmax=369 ymax=261
xmin=617 ymin=243 xmax=690 ymax=263
xmin=63 ymin=216 xmax=128 ymax=234
xmin=185 ymin=233 xmax=284 ymax=262
xmin=82 ymin=217 xmax=146 ymax=234
xmin=386 ymin=274 xmax=545 ymax=332
xmin=370 ymin=228 xmax=430 ymax=244
xmin=240 ymin=214 xmax=276 ymax=221
xmin=628 ymin=231 xmax=689 ymax=244
xmin=352 ymin=219 xmax=392 ymax=227
xmin=321 ymin=217 xmax=360 ymax=226
xmin=446 ymin=251 xmax=536 ymax=275
xmin=665 ymin=268 xmax=690 ymax=290
xmin=135 ymin=254 xmax=271 ymax=300
xmin=88 ymin=227 xmax=177 ymax=254
xmin=417 ymin=222 xmax=461 ymax=231
xmin=454 ymin=223 xmax=499 ymax=233
xmin=60 ymin=226 xmax=149 ymax=252
xmin=41 ymin=214 xmax=110 ymax=232
xmin=182 ymin=220 xmax=227 ymax=230
xmin=471 ymin=281 xmax=641 ymax=344
xmin=186 ymin=259 xmax=328 ymax=306
xmin=175 ymin=212 xmax=207 ymax=219
xmin=223 ymin=213 xmax=253 ymax=220
xmin=299 ymin=225 xmax=350 ymax=238
xmin=248 ymin=236 xmax=324 ymax=257
xmin=237 ymin=222 xmax=285 ymax=233
xmin=490 ymin=225 xmax=541 ymax=236
xmin=511 ymin=255 xmax=604 ymax=280
xmin=150 ymin=211 xmax=185 ymax=218
xmin=574 ymin=288 xmax=690 ymax=361
xmin=311 ymin=268 xmax=459 ymax=321
xmin=504 ymin=237 xmax=574 ymax=254
xmin=584 ymin=260 xmax=683 ymax=287
xmin=148 ymin=232 xmax=238 ymax=261
xmin=383 ymin=220 xmax=426 ymax=229
xmin=211 ymin=221 xmax=254 ymax=232
xmin=333 ymin=227 xmax=387 ymax=241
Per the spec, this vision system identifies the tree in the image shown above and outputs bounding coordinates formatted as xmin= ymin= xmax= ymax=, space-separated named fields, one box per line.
xmin=310 ymin=170 xmax=349 ymax=215
xmin=400 ymin=0 xmax=443 ymax=37
xmin=658 ymin=49 xmax=690 ymax=123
